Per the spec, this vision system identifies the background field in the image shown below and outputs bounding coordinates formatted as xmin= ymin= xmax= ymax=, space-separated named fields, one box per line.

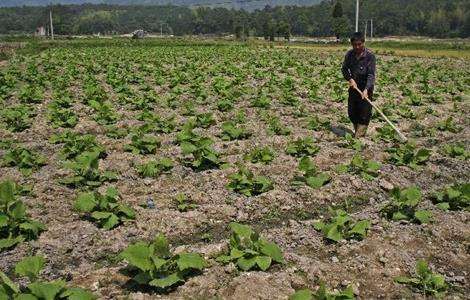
xmin=0 ymin=38 xmax=469 ymax=299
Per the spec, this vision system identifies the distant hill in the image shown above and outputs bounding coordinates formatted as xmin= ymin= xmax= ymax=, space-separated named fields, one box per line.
xmin=0 ymin=0 xmax=322 ymax=10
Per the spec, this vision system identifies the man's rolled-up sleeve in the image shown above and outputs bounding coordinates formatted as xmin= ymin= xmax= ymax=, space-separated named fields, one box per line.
xmin=366 ymin=54 xmax=376 ymax=90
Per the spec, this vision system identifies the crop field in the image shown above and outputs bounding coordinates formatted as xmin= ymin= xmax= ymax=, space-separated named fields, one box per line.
xmin=0 ymin=39 xmax=469 ymax=299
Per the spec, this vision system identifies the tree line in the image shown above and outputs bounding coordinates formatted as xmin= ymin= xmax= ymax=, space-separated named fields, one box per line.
xmin=0 ymin=0 xmax=468 ymax=38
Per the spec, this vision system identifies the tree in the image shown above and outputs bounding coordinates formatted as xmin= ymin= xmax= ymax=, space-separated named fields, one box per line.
xmin=277 ymin=20 xmax=291 ymax=41
xmin=331 ymin=1 xmax=350 ymax=40
xmin=332 ymin=1 xmax=343 ymax=18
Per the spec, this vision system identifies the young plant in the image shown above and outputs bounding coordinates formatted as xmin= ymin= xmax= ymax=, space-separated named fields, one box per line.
xmin=2 ymin=147 xmax=46 ymax=176
xmin=244 ymin=146 xmax=276 ymax=164
xmin=286 ymin=137 xmax=320 ymax=157
xmin=120 ymin=234 xmax=206 ymax=290
xmin=290 ymin=284 xmax=354 ymax=300
xmin=60 ymin=151 xmax=118 ymax=188
xmin=174 ymin=193 xmax=197 ymax=212
xmin=338 ymin=154 xmax=381 ymax=181
xmin=50 ymin=131 xmax=105 ymax=161
xmin=220 ymin=121 xmax=251 ymax=141
xmin=89 ymin=100 xmax=118 ymax=125
xmin=386 ymin=143 xmax=431 ymax=169
xmin=48 ymin=102 xmax=78 ymax=129
xmin=0 ymin=180 xmax=45 ymax=252
xmin=227 ymin=165 xmax=273 ymax=196
xmin=266 ymin=116 xmax=291 ymax=136
xmin=136 ymin=158 xmax=174 ymax=178
xmin=380 ymin=186 xmax=432 ymax=224
xmin=251 ymin=93 xmax=271 ymax=108
xmin=0 ymin=255 xmax=96 ymax=299
xmin=375 ymin=124 xmax=400 ymax=142
xmin=125 ymin=133 xmax=161 ymax=155
xmin=74 ymin=187 xmax=135 ymax=230
xmin=441 ymin=143 xmax=469 ymax=160
xmin=304 ymin=115 xmax=330 ymax=131
xmin=292 ymin=157 xmax=331 ymax=189
xmin=194 ymin=112 xmax=216 ymax=128
xmin=18 ymin=84 xmax=44 ymax=104
xmin=216 ymin=222 xmax=284 ymax=271
xmin=431 ymin=183 xmax=469 ymax=211
xmin=1 ymin=104 xmax=35 ymax=132
xmin=177 ymin=124 xmax=222 ymax=171
xmin=394 ymin=260 xmax=447 ymax=297
xmin=313 ymin=209 xmax=370 ymax=242
xmin=436 ymin=117 xmax=462 ymax=133
xmin=341 ymin=133 xmax=363 ymax=151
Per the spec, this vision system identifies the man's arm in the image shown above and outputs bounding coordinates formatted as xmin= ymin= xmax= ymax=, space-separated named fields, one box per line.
xmin=342 ymin=52 xmax=359 ymax=91
xmin=365 ymin=54 xmax=376 ymax=91
xmin=341 ymin=52 xmax=352 ymax=81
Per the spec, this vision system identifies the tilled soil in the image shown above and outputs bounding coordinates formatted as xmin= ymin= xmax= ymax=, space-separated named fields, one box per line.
xmin=0 ymin=40 xmax=469 ymax=299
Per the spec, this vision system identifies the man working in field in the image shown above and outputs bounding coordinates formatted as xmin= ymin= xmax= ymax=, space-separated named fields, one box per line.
xmin=341 ymin=32 xmax=376 ymax=137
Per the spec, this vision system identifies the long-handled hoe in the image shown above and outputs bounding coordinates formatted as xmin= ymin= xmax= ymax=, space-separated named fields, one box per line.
xmin=353 ymin=86 xmax=407 ymax=142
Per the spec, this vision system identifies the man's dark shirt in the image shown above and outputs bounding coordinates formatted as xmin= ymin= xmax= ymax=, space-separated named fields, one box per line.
xmin=341 ymin=48 xmax=376 ymax=90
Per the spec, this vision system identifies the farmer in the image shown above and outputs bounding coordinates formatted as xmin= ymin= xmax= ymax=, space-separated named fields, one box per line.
xmin=341 ymin=32 xmax=376 ymax=137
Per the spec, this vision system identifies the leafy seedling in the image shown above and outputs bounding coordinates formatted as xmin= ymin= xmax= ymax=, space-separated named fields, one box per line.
xmin=313 ymin=209 xmax=370 ymax=242
xmin=0 ymin=180 xmax=45 ymax=252
xmin=74 ymin=187 xmax=135 ymax=230
xmin=394 ymin=260 xmax=447 ymax=297
xmin=0 ymin=255 xmax=95 ymax=299
xmin=2 ymin=147 xmax=46 ymax=176
xmin=431 ymin=183 xmax=469 ymax=211
xmin=216 ymin=222 xmax=284 ymax=271
xmin=292 ymin=157 xmax=331 ymax=189
xmin=120 ymin=234 xmax=206 ymax=290
xmin=289 ymin=283 xmax=355 ymax=300
xmin=286 ymin=137 xmax=320 ymax=157
xmin=386 ymin=142 xmax=431 ymax=170
xmin=136 ymin=158 xmax=174 ymax=178
xmin=227 ymin=165 xmax=273 ymax=196
xmin=244 ymin=147 xmax=276 ymax=164
xmin=337 ymin=154 xmax=381 ymax=181
xmin=174 ymin=193 xmax=197 ymax=212
xmin=380 ymin=186 xmax=432 ymax=224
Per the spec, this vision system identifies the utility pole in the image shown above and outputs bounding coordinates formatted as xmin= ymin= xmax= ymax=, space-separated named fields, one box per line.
xmin=49 ymin=7 xmax=54 ymax=40
xmin=355 ymin=0 xmax=359 ymax=32
xmin=364 ymin=20 xmax=367 ymax=39
xmin=370 ymin=19 xmax=373 ymax=39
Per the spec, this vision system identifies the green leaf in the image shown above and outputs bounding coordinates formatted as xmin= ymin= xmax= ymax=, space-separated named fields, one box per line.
xmin=436 ymin=202 xmax=450 ymax=211
xmin=91 ymin=211 xmax=112 ymax=220
xmin=392 ymin=211 xmax=409 ymax=221
xmin=149 ymin=273 xmax=182 ymax=288
xmin=60 ymin=287 xmax=96 ymax=300
xmin=349 ymin=220 xmax=371 ymax=237
xmin=27 ymin=281 xmax=65 ymax=300
xmin=0 ymin=271 xmax=20 ymax=294
xmin=102 ymin=213 xmax=119 ymax=230
xmin=305 ymin=173 xmax=330 ymax=189
xmin=9 ymin=201 xmax=26 ymax=220
xmin=289 ymin=289 xmax=313 ymax=300
xmin=153 ymin=234 xmax=170 ymax=258
xmin=255 ymin=256 xmax=272 ymax=271
xmin=0 ymin=180 xmax=15 ymax=205
xmin=325 ymin=224 xmax=343 ymax=242
xmin=237 ymin=256 xmax=257 ymax=271
xmin=176 ymin=253 xmax=205 ymax=271
xmin=74 ymin=193 xmax=97 ymax=212
xmin=260 ymin=240 xmax=284 ymax=263
xmin=414 ymin=210 xmax=433 ymax=224
xmin=118 ymin=205 xmax=135 ymax=218
xmin=120 ymin=242 xmax=153 ymax=271
xmin=15 ymin=256 xmax=46 ymax=281
xmin=394 ymin=276 xmax=419 ymax=284
xmin=13 ymin=294 xmax=37 ymax=300
xmin=229 ymin=222 xmax=254 ymax=241
xmin=0 ymin=236 xmax=24 ymax=251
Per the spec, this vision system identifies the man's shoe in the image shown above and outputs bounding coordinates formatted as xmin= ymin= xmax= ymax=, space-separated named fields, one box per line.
xmin=355 ymin=124 xmax=368 ymax=138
